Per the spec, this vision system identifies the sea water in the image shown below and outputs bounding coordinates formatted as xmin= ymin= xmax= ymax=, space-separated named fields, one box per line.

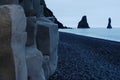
xmin=59 ymin=28 xmax=120 ymax=42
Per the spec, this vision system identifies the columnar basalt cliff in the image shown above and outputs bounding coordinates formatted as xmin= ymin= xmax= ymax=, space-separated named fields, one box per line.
xmin=107 ymin=17 xmax=112 ymax=29
xmin=77 ymin=16 xmax=90 ymax=28
xmin=0 ymin=0 xmax=59 ymax=80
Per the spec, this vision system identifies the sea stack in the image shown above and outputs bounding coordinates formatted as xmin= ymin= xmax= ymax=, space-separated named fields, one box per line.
xmin=77 ymin=15 xmax=90 ymax=28
xmin=107 ymin=17 xmax=112 ymax=29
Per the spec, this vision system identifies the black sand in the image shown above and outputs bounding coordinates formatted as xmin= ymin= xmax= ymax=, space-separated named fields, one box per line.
xmin=49 ymin=32 xmax=120 ymax=80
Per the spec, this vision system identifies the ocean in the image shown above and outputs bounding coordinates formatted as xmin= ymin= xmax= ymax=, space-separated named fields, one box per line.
xmin=59 ymin=28 xmax=120 ymax=42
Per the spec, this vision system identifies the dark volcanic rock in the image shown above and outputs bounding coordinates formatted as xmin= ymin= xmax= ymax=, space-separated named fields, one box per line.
xmin=44 ymin=7 xmax=65 ymax=28
xmin=19 ymin=0 xmax=23 ymax=3
xmin=77 ymin=16 xmax=90 ymax=28
xmin=107 ymin=18 xmax=112 ymax=29
xmin=44 ymin=7 xmax=67 ymax=29
xmin=19 ymin=0 xmax=66 ymax=29
xmin=42 ymin=0 xmax=66 ymax=29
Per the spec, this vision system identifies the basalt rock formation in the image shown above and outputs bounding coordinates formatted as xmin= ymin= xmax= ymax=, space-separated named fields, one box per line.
xmin=77 ymin=16 xmax=90 ymax=28
xmin=44 ymin=7 xmax=65 ymax=28
xmin=107 ymin=18 xmax=112 ymax=29
xmin=0 ymin=0 xmax=59 ymax=80
xmin=0 ymin=5 xmax=27 ymax=80
xmin=19 ymin=0 xmax=65 ymax=29
xmin=41 ymin=0 xmax=66 ymax=28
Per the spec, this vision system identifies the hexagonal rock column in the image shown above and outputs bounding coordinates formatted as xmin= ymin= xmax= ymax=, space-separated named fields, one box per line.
xmin=0 ymin=5 xmax=27 ymax=80
xmin=26 ymin=17 xmax=45 ymax=80
xmin=36 ymin=17 xmax=59 ymax=79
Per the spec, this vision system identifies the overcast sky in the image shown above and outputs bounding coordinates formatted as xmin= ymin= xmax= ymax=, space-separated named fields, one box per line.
xmin=45 ymin=0 xmax=120 ymax=28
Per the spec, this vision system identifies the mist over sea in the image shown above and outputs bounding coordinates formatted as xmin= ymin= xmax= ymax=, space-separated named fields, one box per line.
xmin=59 ymin=28 xmax=120 ymax=42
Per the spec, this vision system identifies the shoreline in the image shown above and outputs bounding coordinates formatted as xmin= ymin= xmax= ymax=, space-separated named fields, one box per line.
xmin=49 ymin=32 xmax=120 ymax=80
xmin=59 ymin=28 xmax=120 ymax=42
xmin=64 ymin=31 xmax=120 ymax=43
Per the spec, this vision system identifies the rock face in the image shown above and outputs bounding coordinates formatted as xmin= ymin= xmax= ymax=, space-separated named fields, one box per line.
xmin=21 ymin=0 xmax=59 ymax=79
xmin=23 ymin=1 xmax=59 ymax=79
xmin=0 ymin=0 xmax=59 ymax=80
xmin=77 ymin=16 xmax=90 ymax=28
xmin=107 ymin=18 xmax=112 ymax=29
xmin=36 ymin=17 xmax=59 ymax=79
xmin=0 ymin=5 xmax=15 ymax=80
xmin=20 ymin=0 xmax=65 ymax=28
xmin=40 ymin=0 xmax=66 ymax=28
xmin=26 ymin=17 xmax=45 ymax=80
xmin=0 ymin=5 xmax=27 ymax=80
xmin=44 ymin=7 xmax=65 ymax=28
xmin=0 ymin=0 xmax=18 ymax=4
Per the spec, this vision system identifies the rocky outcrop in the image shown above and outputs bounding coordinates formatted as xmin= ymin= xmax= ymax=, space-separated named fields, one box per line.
xmin=107 ymin=18 xmax=112 ymax=29
xmin=44 ymin=7 xmax=65 ymax=28
xmin=0 ymin=0 xmax=59 ymax=80
xmin=19 ymin=0 xmax=65 ymax=28
xmin=41 ymin=0 xmax=66 ymax=29
xmin=77 ymin=16 xmax=90 ymax=28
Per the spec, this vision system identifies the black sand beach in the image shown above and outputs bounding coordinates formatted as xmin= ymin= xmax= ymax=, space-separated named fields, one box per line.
xmin=49 ymin=32 xmax=120 ymax=80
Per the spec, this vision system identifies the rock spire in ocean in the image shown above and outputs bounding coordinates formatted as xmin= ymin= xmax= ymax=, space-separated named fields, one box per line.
xmin=77 ymin=15 xmax=90 ymax=28
xmin=107 ymin=17 xmax=112 ymax=29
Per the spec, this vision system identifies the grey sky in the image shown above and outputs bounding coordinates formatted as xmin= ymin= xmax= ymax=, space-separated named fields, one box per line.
xmin=45 ymin=0 xmax=120 ymax=28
